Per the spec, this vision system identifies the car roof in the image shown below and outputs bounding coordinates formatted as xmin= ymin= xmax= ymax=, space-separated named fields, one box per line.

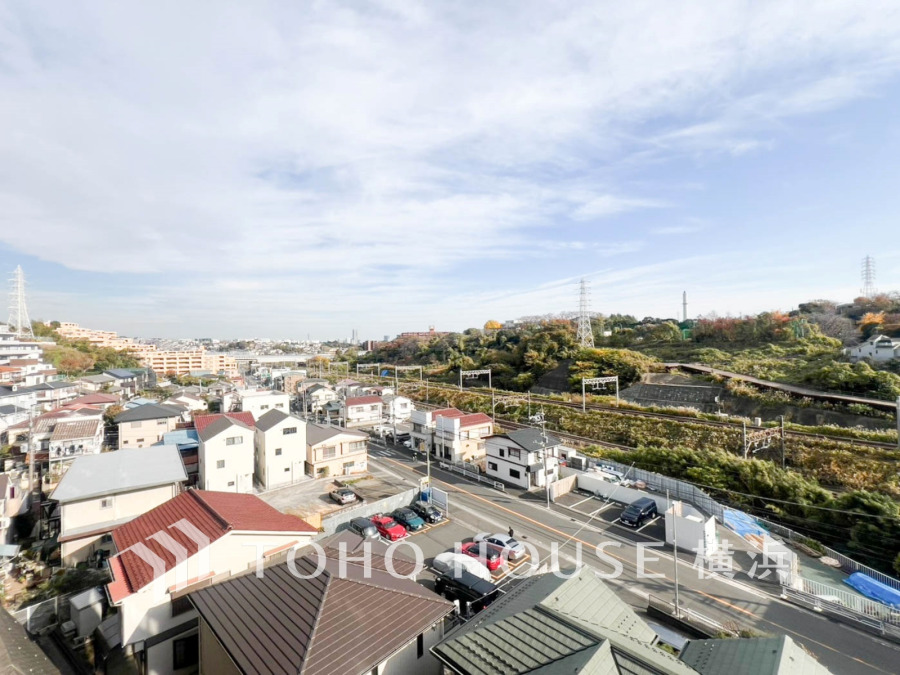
xmin=627 ymin=497 xmax=655 ymax=508
xmin=351 ymin=517 xmax=374 ymax=526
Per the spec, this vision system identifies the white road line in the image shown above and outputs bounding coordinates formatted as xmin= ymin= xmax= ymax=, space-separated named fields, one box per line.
xmin=589 ymin=502 xmax=616 ymax=516
xmin=571 ymin=496 xmax=595 ymax=507
xmin=636 ymin=516 xmax=660 ymax=533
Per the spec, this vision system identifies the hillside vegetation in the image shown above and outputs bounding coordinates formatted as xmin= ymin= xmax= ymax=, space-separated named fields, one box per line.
xmin=32 ymin=321 xmax=142 ymax=376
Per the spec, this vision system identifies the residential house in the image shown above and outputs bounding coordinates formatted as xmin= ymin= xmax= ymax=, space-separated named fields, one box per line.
xmin=63 ymin=393 xmax=121 ymax=411
xmin=278 ymin=371 xmax=308 ymax=394
xmin=845 ymin=335 xmax=900 ymax=363
xmin=484 ymin=428 xmax=560 ymax=490
xmin=9 ymin=407 xmax=104 ymax=474
xmin=254 ymin=410 xmax=306 ymax=489
xmin=679 ymin=635 xmax=835 ymax=675
xmin=51 ymin=446 xmax=187 ymax=566
xmin=335 ymin=379 xmax=365 ymax=398
xmin=0 ymin=366 xmax=24 ymax=384
xmin=305 ymin=423 xmax=368 ymax=477
xmin=342 ymin=395 xmax=383 ymax=428
xmin=7 ymin=359 xmax=57 ymax=386
xmin=163 ymin=392 xmax=207 ymax=414
xmin=77 ymin=373 xmax=118 ymax=393
xmin=0 ymin=404 xmax=29 ymax=445
xmin=195 ymin=413 xmax=256 ymax=493
xmin=0 ymin=603 xmax=61 ymax=674
xmin=115 ymin=404 xmax=183 ymax=450
xmin=383 ymin=393 xmax=413 ymax=422
xmin=410 ymin=408 xmax=493 ymax=465
xmin=30 ymin=380 xmax=80 ymax=410
xmin=105 ymin=369 xmax=142 ymax=398
xmin=237 ymin=389 xmax=289 ymax=419
xmin=304 ymin=383 xmax=337 ymax=413
xmin=159 ymin=429 xmax=200 ymax=484
xmin=105 ymin=489 xmax=317 ymax=675
xmin=362 ymin=384 xmax=394 ymax=397
xmin=189 ymin=537 xmax=454 ymax=675
xmin=0 ymin=470 xmax=30 ymax=546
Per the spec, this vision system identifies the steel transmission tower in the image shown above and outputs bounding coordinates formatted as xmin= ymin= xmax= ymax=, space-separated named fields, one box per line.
xmin=576 ymin=278 xmax=594 ymax=348
xmin=861 ymin=255 xmax=876 ymax=299
xmin=8 ymin=266 xmax=34 ymax=339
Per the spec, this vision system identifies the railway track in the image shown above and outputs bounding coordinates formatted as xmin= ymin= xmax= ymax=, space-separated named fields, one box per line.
xmin=399 ymin=379 xmax=899 ymax=451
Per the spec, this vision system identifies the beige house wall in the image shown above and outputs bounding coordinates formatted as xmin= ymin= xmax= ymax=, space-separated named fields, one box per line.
xmin=118 ymin=417 xmax=179 ymax=449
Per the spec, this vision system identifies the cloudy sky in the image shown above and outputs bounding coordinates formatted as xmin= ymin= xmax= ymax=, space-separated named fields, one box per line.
xmin=2 ymin=2 xmax=900 ymax=340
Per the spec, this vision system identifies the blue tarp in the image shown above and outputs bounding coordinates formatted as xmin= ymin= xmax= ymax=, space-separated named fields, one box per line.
xmin=723 ymin=509 xmax=768 ymax=539
xmin=381 ymin=370 xmax=390 ymax=377
xmin=845 ymin=572 xmax=900 ymax=609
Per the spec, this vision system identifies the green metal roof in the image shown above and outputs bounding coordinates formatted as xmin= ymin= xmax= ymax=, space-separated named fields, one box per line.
xmin=679 ymin=636 xmax=833 ymax=675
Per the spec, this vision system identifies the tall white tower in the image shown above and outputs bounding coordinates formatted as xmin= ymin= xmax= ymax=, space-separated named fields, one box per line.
xmin=8 ymin=266 xmax=34 ymax=340
xmin=861 ymin=255 xmax=876 ymax=299
xmin=576 ymin=278 xmax=594 ymax=348
xmin=682 ymin=291 xmax=688 ymax=323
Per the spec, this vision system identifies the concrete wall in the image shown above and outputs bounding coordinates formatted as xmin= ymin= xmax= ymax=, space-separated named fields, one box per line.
xmin=199 ymin=619 xmax=241 ymax=675
xmin=665 ymin=501 xmax=717 ymax=556
xmin=320 ymin=487 xmax=418 ymax=536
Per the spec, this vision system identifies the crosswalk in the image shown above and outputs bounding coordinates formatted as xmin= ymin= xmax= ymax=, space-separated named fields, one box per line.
xmin=370 ymin=448 xmax=399 ymax=458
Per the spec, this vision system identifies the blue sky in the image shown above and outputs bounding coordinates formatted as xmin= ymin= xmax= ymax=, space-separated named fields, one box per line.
xmin=2 ymin=1 xmax=900 ymax=340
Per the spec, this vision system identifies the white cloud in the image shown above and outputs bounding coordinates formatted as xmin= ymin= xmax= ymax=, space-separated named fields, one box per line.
xmin=2 ymin=2 xmax=900 ymax=335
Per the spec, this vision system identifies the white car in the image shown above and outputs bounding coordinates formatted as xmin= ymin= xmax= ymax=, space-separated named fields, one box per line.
xmin=432 ymin=552 xmax=492 ymax=581
xmin=473 ymin=533 xmax=527 ymax=561
xmin=402 ymin=439 xmax=413 ymax=449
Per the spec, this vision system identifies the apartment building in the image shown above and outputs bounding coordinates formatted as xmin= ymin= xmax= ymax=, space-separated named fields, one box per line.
xmin=254 ymin=409 xmax=306 ymax=489
xmin=51 ymin=446 xmax=186 ymax=566
xmin=410 ymin=408 xmax=494 ymax=465
xmin=137 ymin=348 xmax=239 ymax=379
xmin=56 ymin=322 xmax=139 ymax=351
xmin=196 ymin=413 xmax=256 ymax=493
xmin=237 ymin=389 xmax=290 ymax=419
xmin=115 ymin=404 xmax=183 ymax=449
xmin=305 ymin=423 xmax=368 ymax=477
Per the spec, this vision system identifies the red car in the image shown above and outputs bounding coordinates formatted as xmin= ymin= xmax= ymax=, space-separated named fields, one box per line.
xmin=371 ymin=514 xmax=408 ymax=541
xmin=461 ymin=541 xmax=503 ymax=571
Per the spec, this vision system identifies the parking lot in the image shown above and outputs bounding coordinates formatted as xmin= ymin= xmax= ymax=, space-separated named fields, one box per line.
xmin=554 ymin=489 xmax=667 ymax=544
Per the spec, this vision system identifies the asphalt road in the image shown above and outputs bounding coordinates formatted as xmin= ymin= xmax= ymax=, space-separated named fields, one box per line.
xmin=366 ymin=443 xmax=900 ymax=675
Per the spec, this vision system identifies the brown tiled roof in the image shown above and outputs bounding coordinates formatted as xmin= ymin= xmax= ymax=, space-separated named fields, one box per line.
xmin=458 ymin=412 xmax=493 ymax=428
xmin=193 ymin=411 xmax=255 ymax=432
xmin=190 ymin=550 xmax=452 ymax=675
xmin=49 ymin=419 xmax=101 ymax=442
xmin=344 ymin=395 xmax=382 ymax=407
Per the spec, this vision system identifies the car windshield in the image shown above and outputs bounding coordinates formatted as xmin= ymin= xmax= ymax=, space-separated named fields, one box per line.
xmin=623 ymin=506 xmax=640 ymax=518
xmin=384 ymin=519 xmax=398 ymax=528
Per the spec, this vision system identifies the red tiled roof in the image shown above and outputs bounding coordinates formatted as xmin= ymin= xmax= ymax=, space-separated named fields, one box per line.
xmin=193 ymin=411 xmax=255 ymax=432
xmin=432 ymin=408 xmax=464 ymax=419
xmin=458 ymin=413 xmax=493 ymax=428
xmin=68 ymin=393 xmax=119 ymax=405
xmin=345 ymin=395 xmax=382 ymax=407
xmin=108 ymin=490 xmax=315 ymax=602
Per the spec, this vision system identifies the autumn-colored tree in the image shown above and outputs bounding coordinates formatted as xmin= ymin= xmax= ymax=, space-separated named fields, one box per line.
xmin=483 ymin=320 xmax=502 ymax=331
xmin=860 ymin=311 xmax=886 ymax=339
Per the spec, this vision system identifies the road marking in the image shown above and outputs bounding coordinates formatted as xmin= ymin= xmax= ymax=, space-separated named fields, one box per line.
xmin=571 ymin=495 xmax=595 ymax=507
xmin=636 ymin=516 xmax=660 ymax=533
xmin=589 ymin=502 xmax=616 ymax=516
xmin=378 ymin=455 xmax=896 ymax=673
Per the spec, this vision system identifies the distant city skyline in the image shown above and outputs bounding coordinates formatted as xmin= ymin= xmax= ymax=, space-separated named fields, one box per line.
xmin=2 ymin=3 xmax=899 ymax=340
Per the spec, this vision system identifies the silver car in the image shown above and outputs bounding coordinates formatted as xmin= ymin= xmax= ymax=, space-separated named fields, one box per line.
xmin=473 ymin=533 xmax=526 ymax=561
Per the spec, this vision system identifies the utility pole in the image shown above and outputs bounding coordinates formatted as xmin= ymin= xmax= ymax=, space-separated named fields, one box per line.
xmin=780 ymin=415 xmax=786 ymax=469
xmin=669 ymin=489 xmax=681 ymax=618
xmin=896 ymin=397 xmax=900 ymax=451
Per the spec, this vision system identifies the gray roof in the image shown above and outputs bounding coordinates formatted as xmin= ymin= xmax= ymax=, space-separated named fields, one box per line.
xmin=0 ymin=602 xmax=61 ymax=673
xmin=432 ymin=567 xmax=696 ymax=675
xmin=305 ymin=423 xmax=366 ymax=446
xmin=114 ymin=403 xmax=183 ymax=423
xmin=0 ymin=404 xmax=27 ymax=416
xmin=105 ymin=369 xmax=138 ymax=379
xmin=50 ymin=446 xmax=187 ymax=503
xmin=197 ymin=415 xmax=253 ymax=442
xmin=679 ymin=636 xmax=833 ymax=675
xmin=505 ymin=428 xmax=563 ymax=452
xmin=190 ymin=549 xmax=453 ymax=675
xmin=80 ymin=374 xmax=116 ymax=384
xmin=255 ymin=408 xmax=290 ymax=432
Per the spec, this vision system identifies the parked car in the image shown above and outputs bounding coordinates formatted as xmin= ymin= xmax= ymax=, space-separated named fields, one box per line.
xmin=435 ymin=570 xmax=499 ymax=617
xmin=473 ymin=533 xmax=526 ymax=561
xmin=371 ymin=514 xmax=408 ymax=541
xmin=348 ymin=517 xmax=379 ymax=539
xmin=402 ymin=439 xmax=413 ymax=449
xmin=330 ymin=487 xmax=358 ymax=505
xmin=461 ymin=541 xmax=503 ymax=571
xmin=432 ymin=552 xmax=492 ymax=582
xmin=620 ymin=497 xmax=658 ymax=528
xmin=391 ymin=507 xmax=426 ymax=532
xmin=411 ymin=500 xmax=444 ymax=524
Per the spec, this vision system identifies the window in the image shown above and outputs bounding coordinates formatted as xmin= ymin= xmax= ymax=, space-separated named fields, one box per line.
xmin=275 ymin=448 xmax=282 ymax=456
xmin=171 ymin=595 xmax=192 ymax=617
xmin=173 ymin=635 xmax=199 ymax=670
xmin=283 ymin=427 xmax=297 ymax=435
xmin=226 ymin=436 xmax=243 ymax=445
xmin=508 ymin=448 xmax=521 ymax=460
xmin=417 ymin=633 xmax=424 ymax=659
xmin=499 ymin=448 xmax=505 ymax=457
xmin=260 ymin=404 xmax=269 ymax=410
xmin=136 ymin=438 xmax=144 ymax=444
xmin=509 ymin=469 xmax=521 ymax=479
xmin=130 ymin=421 xmax=142 ymax=428
xmin=322 ymin=446 xmax=336 ymax=460
xmin=227 ymin=481 xmax=235 ymax=487
xmin=284 ymin=467 xmax=290 ymax=472
xmin=369 ymin=404 xmax=378 ymax=411
xmin=275 ymin=403 xmax=284 ymax=408
xmin=100 ymin=533 xmax=113 ymax=544
xmin=488 ymin=461 xmax=498 ymax=471
xmin=100 ymin=498 xmax=113 ymax=509
xmin=157 ymin=418 xmax=167 ymax=425
xmin=349 ymin=441 xmax=366 ymax=453
xmin=217 ymin=460 xmax=225 ymax=469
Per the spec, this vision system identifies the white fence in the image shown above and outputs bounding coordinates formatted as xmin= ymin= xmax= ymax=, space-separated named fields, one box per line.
xmin=11 ymin=593 xmax=74 ymax=634
xmin=438 ymin=462 xmax=506 ymax=492
xmin=795 ymin=577 xmax=900 ymax=624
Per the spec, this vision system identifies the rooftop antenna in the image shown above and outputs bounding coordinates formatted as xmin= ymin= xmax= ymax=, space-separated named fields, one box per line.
xmin=576 ymin=278 xmax=594 ymax=348
xmin=8 ymin=266 xmax=34 ymax=340
xmin=861 ymin=255 xmax=877 ymax=299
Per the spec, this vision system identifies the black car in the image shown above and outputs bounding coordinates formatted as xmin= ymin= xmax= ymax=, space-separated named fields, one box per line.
xmin=348 ymin=517 xmax=379 ymax=539
xmin=620 ymin=497 xmax=658 ymax=528
xmin=435 ymin=570 xmax=499 ymax=617
xmin=391 ymin=507 xmax=426 ymax=532
xmin=411 ymin=500 xmax=444 ymax=524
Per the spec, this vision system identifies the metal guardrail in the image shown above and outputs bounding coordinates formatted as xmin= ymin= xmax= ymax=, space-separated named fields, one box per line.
xmin=438 ymin=462 xmax=506 ymax=492
xmin=781 ymin=587 xmax=894 ymax=638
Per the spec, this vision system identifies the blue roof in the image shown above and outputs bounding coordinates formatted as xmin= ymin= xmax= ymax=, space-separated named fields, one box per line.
xmin=105 ymin=369 xmax=137 ymax=379
xmin=160 ymin=429 xmax=199 ymax=450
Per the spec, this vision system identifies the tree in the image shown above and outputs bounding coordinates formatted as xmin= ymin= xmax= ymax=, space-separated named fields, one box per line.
xmin=484 ymin=320 xmax=502 ymax=331
xmin=860 ymin=312 xmax=886 ymax=339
